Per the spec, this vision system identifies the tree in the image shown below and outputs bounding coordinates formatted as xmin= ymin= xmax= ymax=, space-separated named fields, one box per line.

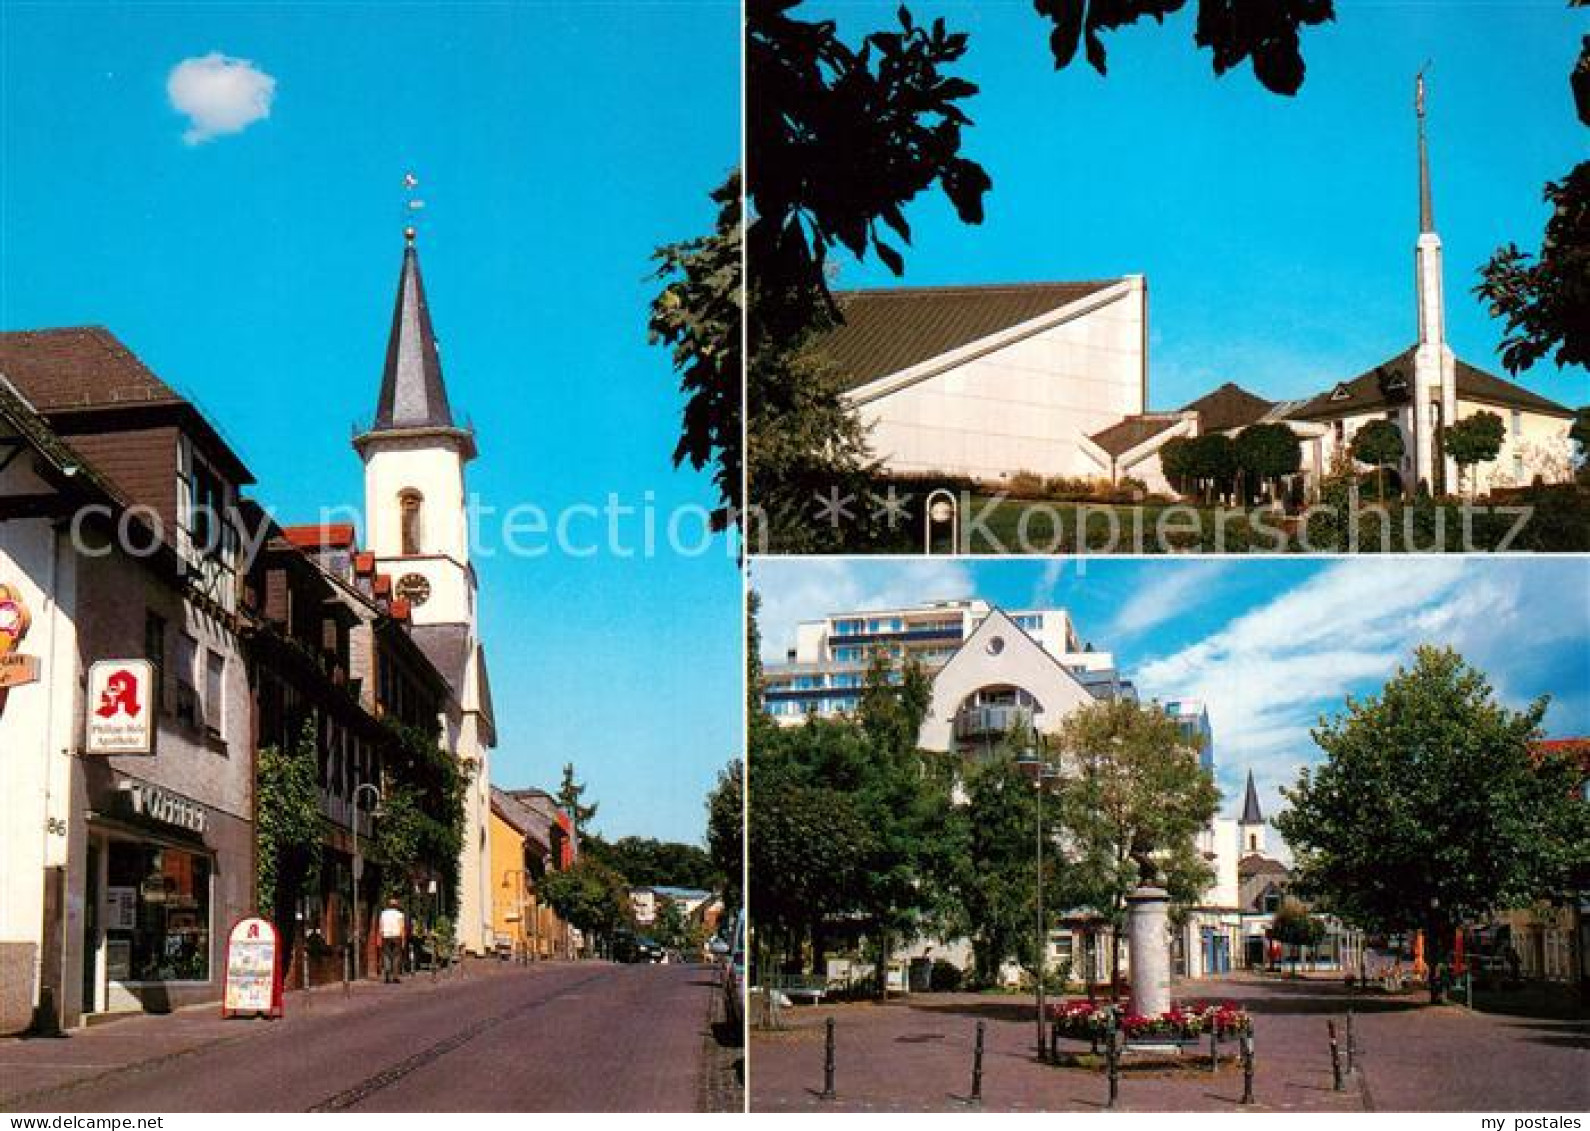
xmin=1349 ymin=418 xmax=1406 ymax=501
xmin=1159 ymin=435 xmax=1196 ymax=497
xmin=1275 ymin=646 xmax=1589 ymax=1003
xmin=1186 ymin=433 xmax=1238 ymax=504
xmin=540 ymin=857 xmax=630 ymax=953
xmin=1441 ymin=411 xmax=1506 ymax=498
xmin=706 ymin=758 xmax=744 ymax=908
xmin=1270 ymin=896 xmax=1325 ymax=974
xmin=1234 ymin=422 xmax=1302 ymax=504
xmin=256 ymin=718 xmax=327 ymax=953
xmin=1570 ymin=405 xmax=1590 ymax=476
xmin=649 ymin=174 xmax=742 ymax=530
xmin=583 ymin=836 xmax=719 ymax=890
xmin=1053 ymin=698 xmax=1218 ymax=996
xmin=557 ymin=762 xmax=598 ymax=839
xmin=1476 ymin=27 xmax=1588 ymax=375
xmin=939 ymin=742 xmax=1073 ymax=987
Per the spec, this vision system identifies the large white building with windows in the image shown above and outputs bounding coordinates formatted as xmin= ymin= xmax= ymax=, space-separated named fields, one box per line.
xmin=761 ymin=599 xmax=1247 ymax=986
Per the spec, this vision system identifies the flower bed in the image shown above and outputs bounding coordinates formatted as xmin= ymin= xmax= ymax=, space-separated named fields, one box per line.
xmin=1049 ymin=999 xmax=1253 ymax=1042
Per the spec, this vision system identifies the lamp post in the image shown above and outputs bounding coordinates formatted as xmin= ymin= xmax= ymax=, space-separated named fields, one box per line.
xmin=1016 ymin=735 xmax=1061 ymax=1062
xmin=350 ymin=781 xmax=383 ymax=982
xmin=924 ymin=489 xmax=959 ymax=554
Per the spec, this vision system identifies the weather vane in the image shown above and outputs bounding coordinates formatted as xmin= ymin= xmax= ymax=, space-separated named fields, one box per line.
xmin=401 ymin=170 xmax=426 ymax=243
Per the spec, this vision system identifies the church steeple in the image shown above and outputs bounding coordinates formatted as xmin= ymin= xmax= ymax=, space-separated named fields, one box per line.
xmin=1409 ymin=68 xmax=1459 ymax=494
xmin=373 ymin=229 xmax=453 ymax=432
xmin=1240 ymin=770 xmax=1263 ymax=826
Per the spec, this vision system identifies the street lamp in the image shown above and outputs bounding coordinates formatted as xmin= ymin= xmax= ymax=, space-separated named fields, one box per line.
xmin=350 ymin=781 xmax=384 ymax=982
xmin=1016 ymin=736 xmax=1062 ymax=1062
xmin=924 ymin=489 xmax=959 ymax=554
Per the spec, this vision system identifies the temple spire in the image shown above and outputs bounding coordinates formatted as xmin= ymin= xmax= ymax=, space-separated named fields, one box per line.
xmin=1416 ymin=67 xmax=1434 ymax=234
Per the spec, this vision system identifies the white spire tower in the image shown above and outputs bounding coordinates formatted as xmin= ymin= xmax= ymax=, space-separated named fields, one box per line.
xmin=1411 ymin=69 xmax=1460 ymax=494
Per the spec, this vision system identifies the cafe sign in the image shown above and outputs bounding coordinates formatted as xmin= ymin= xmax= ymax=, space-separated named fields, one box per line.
xmin=86 ymin=660 xmax=156 ymax=755
xmin=0 ymin=584 xmax=40 ymax=691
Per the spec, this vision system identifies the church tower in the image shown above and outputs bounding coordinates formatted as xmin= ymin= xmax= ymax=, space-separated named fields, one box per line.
xmin=1238 ymin=770 xmax=1266 ymax=857
xmin=1410 ymin=71 xmax=1460 ymax=494
xmin=354 ymin=226 xmax=496 ymax=955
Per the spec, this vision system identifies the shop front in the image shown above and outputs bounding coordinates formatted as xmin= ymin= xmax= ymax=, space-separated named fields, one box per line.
xmin=78 ymin=776 xmax=251 ymax=1017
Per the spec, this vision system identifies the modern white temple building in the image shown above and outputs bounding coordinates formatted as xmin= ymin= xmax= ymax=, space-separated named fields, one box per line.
xmin=809 ymin=79 xmax=1575 ymax=499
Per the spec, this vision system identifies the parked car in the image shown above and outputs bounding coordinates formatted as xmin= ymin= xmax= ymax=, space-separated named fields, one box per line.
xmin=721 ymin=913 xmax=745 ymax=1033
xmin=635 ymin=936 xmax=665 ymax=963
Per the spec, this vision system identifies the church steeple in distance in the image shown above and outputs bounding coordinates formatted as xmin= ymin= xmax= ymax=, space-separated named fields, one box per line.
xmin=1239 ymin=770 xmax=1267 ymax=857
xmin=1417 ymin=69 xmax=1434 ymax=234
xmin=1410 ymin=66 xmax=1458 ymax=495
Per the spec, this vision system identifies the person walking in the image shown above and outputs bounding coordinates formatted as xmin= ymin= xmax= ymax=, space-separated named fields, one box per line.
xmin=379 ymin=899 xmax=407 ymax=984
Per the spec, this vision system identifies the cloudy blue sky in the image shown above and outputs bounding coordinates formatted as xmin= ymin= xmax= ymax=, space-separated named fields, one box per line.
xmin=810 ymin=0 xmax=1588 ymax=407
xmin=752 ymin=557 xmax=1590 ymax=843
xmin=0 ymin=2 xmax=740 ymax=843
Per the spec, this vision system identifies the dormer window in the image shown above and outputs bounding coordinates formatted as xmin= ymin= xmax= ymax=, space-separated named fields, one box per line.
xmin=399 ymin=489 xmax=424 ymax=555
xmin=1329 ymin=383 xmax=1351 ymax=402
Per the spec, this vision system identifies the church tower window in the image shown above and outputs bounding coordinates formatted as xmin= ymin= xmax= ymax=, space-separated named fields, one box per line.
xmin=399 ymin=489 xmax=424 ymax=555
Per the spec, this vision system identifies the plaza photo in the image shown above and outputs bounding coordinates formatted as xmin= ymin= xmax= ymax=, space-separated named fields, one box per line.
xmin=746 ymin=555 xmax=1589 ymax=1111
xmin=0 ymin=0 xmax=742 ymax=1113
xmin=743 ymin=1 xmax=1588 ymax=553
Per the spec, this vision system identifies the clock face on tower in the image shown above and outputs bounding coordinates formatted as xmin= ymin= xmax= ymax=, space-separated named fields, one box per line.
xmin=396 ymin=573 xmax=431 ymax=607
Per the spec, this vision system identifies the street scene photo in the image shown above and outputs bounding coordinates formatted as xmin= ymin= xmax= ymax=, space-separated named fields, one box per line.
xmin=0 ymin=0 xmax=743 ymax=1114
xmin=746 ymin=556 xmax=1589 ymax=1112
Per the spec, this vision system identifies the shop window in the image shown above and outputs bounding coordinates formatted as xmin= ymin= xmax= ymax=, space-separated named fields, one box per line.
xmin=105 ymin=842 xmax=211 ymax=983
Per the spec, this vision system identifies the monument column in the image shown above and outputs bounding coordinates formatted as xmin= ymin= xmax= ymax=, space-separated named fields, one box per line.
xmin=1126 ymin=886 xmax=1172 ymax=1016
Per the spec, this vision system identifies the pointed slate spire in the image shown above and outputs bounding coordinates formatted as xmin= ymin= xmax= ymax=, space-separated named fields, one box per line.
xmin=1240 ymin=770 xmax=1264 ymax=826
xmin=371 ymin=229 xmax=454 ymax=431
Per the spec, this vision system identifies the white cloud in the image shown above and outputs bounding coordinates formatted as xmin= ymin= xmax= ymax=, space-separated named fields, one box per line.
xmin=167 ymin=53 xmax=275 ymax=145
xmin=1107 ymin=559 xmax=1232 ymax=638
xmin=751 ymin=559 xmax=974 ymax=661
xmin=1134 ymin=558 xmax=1588 ymax=834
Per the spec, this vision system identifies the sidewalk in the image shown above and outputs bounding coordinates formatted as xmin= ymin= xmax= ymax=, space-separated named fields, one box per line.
xmin=0 ymin=958 xmax=547 ymax=1109
xmin=749 ymin=972 xmax=1587 ymax=1112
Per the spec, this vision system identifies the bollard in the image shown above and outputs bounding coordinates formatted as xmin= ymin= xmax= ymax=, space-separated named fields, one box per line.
xmin=1051 ymin=1018 xmax=1062 ymax=1063
xmin=1239 ymin=1034 xmax=1255 ymax=1106
xmin=343 ymin=945 xmax=351 ymax=996
xmin=1328 ymin=1020 xmax=1344 ymax=1091
xmin=971 ymin=1020 xmax=986 ymax=1105
xmin=1105 ymin=1022 xmax=1121 ymax=1110
xmin=820 ymin=1017 xmax=837 ymax=1100
xmin=1210 ymin=1028 xmax=1219 ymax=1073
xmin=1345 ymin=1007 xmax=1356 ymax=1075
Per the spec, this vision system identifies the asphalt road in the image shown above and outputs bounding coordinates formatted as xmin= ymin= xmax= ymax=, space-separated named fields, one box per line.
xmin=4 ymin=961 xmax=739 ymax=1112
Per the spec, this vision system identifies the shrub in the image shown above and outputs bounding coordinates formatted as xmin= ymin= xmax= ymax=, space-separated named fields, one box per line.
xmin=929 ymin=959 xmax=964 ymax=992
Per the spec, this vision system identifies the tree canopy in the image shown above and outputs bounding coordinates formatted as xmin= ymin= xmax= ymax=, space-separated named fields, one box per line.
xmin=1276 ymin=646 xmax=1589 ymax=998
xmin=1349 ymin=418 xmax=1406 ymax=499
xmin=1441 ymin=411 xmax=1506 ymax=496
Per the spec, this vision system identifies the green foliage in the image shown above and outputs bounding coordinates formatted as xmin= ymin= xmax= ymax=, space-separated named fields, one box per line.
xmin=372 ymin=719 xmax=469 ymax=901
xmin=706 ymin=758 xmax=744 ymax=907
xmin=1350 ymin=419 xmax=1407 ymax=500
xmin=1186 ymin=433 xmax=1238 ymax=502
xmin=648 ymin=173 xmax=742 ymax=530
xmin=255 ymin=718 xmax=327 ymax=929
xmin=540 ymin=857 xmax=630 ymax=940
xmin=1034 ymin=0 xmax=1334 ymax=95
xmin=748 ymin=654 xmax=954 ymax=991
xmin=583 ymin=835 xmax=719 ymax=891
xmin=1159 ymin=435 xmax=1195 ymax=496
xmin=1441 ymin=411 xmax=1506 ymax=495
xmin=1234 ymin=422 xmax=1302 ymax=502
xmin=1055 ymin=698 xmax=1219 ymax=986
xmin=1276 ymin=647 xmax=1589 ymax=969
xmin=1270 ymin=896 xmax=1325 ymax=950
xmin=557 ymin=762 xmax=598 ymax=838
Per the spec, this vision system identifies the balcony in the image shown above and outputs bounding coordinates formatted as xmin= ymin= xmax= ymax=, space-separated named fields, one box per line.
xmin=954 ymin=704 xmax=1032 ymax=739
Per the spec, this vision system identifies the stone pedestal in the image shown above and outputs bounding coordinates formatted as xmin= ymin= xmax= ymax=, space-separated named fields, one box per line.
xmin=1126 ymin=886 xmax=1172 ymax=1016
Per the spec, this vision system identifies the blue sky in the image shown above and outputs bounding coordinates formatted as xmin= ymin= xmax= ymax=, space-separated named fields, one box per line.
xmin=0 ymin=2 xmax=741 ymax=844
xmin=812 ymin=0 xmax=1588 ymax=407
xmin=752 ymin=556 xmax=1590 ymax=843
